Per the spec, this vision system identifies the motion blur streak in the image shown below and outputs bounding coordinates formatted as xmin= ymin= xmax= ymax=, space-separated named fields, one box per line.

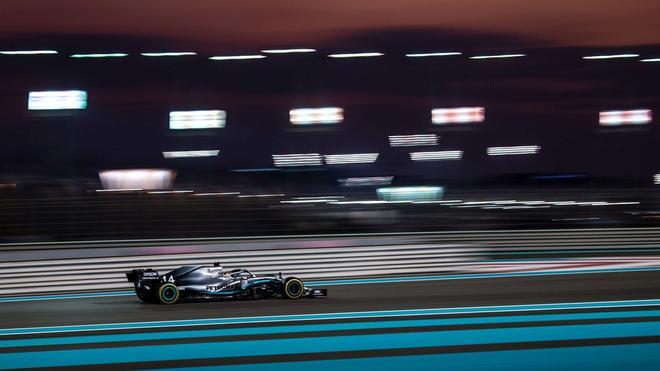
xmin=0 ymin=50 xmax=57 ymax=55
xmin=487 ymin=145 xmax=541 ymax=156
xmin=69 ymin=53 xmax=128 ymax=58
xmin=272 ymin=153 xmax=323 ymax=167
xmin=582 ymin=54 xmax=639 ymax=59
xmin=162 ymin=150 xmax=220 ymax=159
xmin=410 ymin=150 xmax=462 ymax=161
xmin=27 ymin=90 xmax=87 ymax=110
xmin=388 ymin=134 xmax=439 ymax=147
xmin=469 ymin=53 xmax=526 ymax=59
xmin=640 ymin=58 xmax=660 ymax=62
xmin=209 ymin=55 xmax=266 ymax=60
xmin=289 ymin=107 xmax=343 ymax=125
xmin=405 ymin=52 xmax=462 ymax=58
xmin=98 ymin=169 xmax=175 ymax=190
xmin=140 ymin=52 xmax=197 ymax=57
xmin=169 ymin=110 xmax=226 ymax=129
xmin=431 ymin=107 xmax=485 ymax=124
xmin=324 ymin=153 xmax=379 ymax=165
xmin=599 ymin=109 xmax=652 ymax=126
xmin=261 ymin=48 xmax=316 ymax=54
xmin=338 ymin=176 xmax=393 ymax=187
xmin=328 ymin=52 xmax=384 ymax=58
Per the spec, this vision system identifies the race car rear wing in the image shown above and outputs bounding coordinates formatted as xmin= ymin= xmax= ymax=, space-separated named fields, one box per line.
xmin=126 ymin=269 xmax=159 ymax=283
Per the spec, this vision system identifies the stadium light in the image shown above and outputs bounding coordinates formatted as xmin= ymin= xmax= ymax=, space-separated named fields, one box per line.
xmin=328 ymin=52 xmax=383 ymax=58
xmin=405 ymin=52 xmax=461 ymax=58
xmin=324 ymin=153 xmax=379 ymax=165
xmin=469 ymin=54 xmax=525 ymax=60
xmin=338 ymin=176 xmax=393 ymax=187
xmin=261 ymin=48 xmax=316 ymax=54
xmin=28 ymin=90 xmax=87 ymax=110
xmin=99 ymin=169 xmax=176 ymax=190
xmin=289 ymin=107 xmax=343 ymax=125
xmin=273 ymin=153 xmax=323 ymax=167
xmin=487 ymin=145 xmax=540 ymax=156
xmin=410 ymin=150 xmax=462 ymax=161
xmin=432 ymin=107 xmax=485 ymax=124
xmin=0 ymin=50 xmax=58 ymax=55
xmin=169 ymin=110 xmax=226 ymax=129
xmin=654 ymin=174 xmax=660 ymax=185
xmin=582 ymin=54 xmax=639 ymax=60
xmin=377 ymin=186 xmax=444 ymax=202
xmin=599 ymin=109 xmax=652 ymax=126
xmin=389 ymin=134 xmax=439 ymax=147
xmin=141 ymin=52 xmax=197 ymax=57
xmin=209 ymin=55 xmax=266 ymax=61
xmin=162 ymin=150 xmax=219 ymax=158
xmin=70 ymin=53 xmax=128 ymax=58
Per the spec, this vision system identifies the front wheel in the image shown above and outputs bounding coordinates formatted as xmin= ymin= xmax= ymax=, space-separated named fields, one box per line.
xmin=282 ymin=277 xmax=305 ymax=299
xmin=158 ymin=283 xmax=180 ymax=304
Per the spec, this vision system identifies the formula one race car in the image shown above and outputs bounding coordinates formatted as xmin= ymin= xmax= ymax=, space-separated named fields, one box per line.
xmin=126 ymin=263 xmax=327 ymax=304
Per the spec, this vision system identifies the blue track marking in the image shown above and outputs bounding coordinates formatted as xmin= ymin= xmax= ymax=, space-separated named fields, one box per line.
xmin=2 ymin=321 xmax=660 ymax=369
xmin=2 ymin=266 xmax=660 ymax=303
xmin=3 ymin=309 xmax=660 ymax=349
xmin=3 ymin=298 xmax=660 ymax=336
xmin=2 ymin=299 xmax=660 ymax=336
xmin=152 ymin=343 xmax=660 ymax=371
xmin=307 ymin=267 xmax=660 ymax=286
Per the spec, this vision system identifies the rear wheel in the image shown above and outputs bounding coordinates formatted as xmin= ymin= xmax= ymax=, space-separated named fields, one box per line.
xmin=282 ymin=277 xmax=304 ymax=299
xmin=158 ymin=283 xmax=180 ymax=304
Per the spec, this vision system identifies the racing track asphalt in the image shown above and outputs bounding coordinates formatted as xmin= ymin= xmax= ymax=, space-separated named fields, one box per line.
xmin=2 ymin=270 xmax=659 ymax=329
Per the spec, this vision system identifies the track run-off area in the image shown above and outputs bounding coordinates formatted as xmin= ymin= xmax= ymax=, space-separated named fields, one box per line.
xmin=1 ymin=228 xmax=660 ymax=369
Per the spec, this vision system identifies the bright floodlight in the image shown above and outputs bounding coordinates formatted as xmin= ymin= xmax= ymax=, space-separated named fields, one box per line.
xmin=389 ymin=134 xmax=438 ymax=147
xmin=70 ymin=53 xmax=128 ymax=58
xmin=599 ymin=109 xmax=652 ymax=126
xmin=410 ymin=150 xmax=463 ymax=161
xmin=0 ymin=50 xmax=58 ymax=55
xmin=405 ymin=52 xmax=461 ymax=58
xmin=377 ymin=186 xmax=444 ymax=202
xmin=289 ymin=107 xmax=343 ymax=125
xmin=487 ymin=145 xmax=540 ymax=156
xmin=169 ymin=110 xmax=226 ymax=129
xmin=324 ymin=153 xmax=379 ymax=165
xmin=28 ymin=90 xmax=87 ymax=110
xmin=654 ymin=174 xmax=660 ymax=185
xmin=141 ymin=52 xmax=197 ymax=57
xmin=209 ymin=55 xmax=266 ymax=61
xmin=261 ymin=48 xmax=316 ymax=54
xmin=339 ymin=176 xmax=393 ymax=187
xmin=273 ymin=153 xmax=323 ymax=167
xmin=99 ymin=169 xmax=175 ymax=190
xmin=432 ymin=107 xmax=485 ymax=124
xmin=162 ymin=150 xmax=219 ymax=158
xmin=469 ymin=54 xmax=525 ymax=60
xmin=582 ymin=54 xmax=639 ymax=60
xmin=328 ymin=52 xmax=383 ymax=58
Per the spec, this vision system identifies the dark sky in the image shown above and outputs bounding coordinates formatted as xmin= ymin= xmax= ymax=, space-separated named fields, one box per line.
xmin=2 ymin=1 xmax=660 ymax=50
xmin=0 ymin=2 xmax=659 ymax=186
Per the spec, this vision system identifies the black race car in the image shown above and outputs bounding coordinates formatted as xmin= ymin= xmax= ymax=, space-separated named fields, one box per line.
xmin=126 ymin=263 xmax=327 ymax=304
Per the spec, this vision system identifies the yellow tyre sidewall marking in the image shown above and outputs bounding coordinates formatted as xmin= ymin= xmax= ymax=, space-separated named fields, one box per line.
xmin=285 ymin=279 xmax=304 ymax=299
xmin=158 ymin=283 xmax=179 ymax=304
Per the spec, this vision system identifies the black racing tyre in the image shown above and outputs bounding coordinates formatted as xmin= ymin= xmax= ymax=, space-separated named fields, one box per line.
xmin=157 ymin=283 xmax=180 ymax=304
xmin=282 ymin=277 xmax=305 ymax=299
